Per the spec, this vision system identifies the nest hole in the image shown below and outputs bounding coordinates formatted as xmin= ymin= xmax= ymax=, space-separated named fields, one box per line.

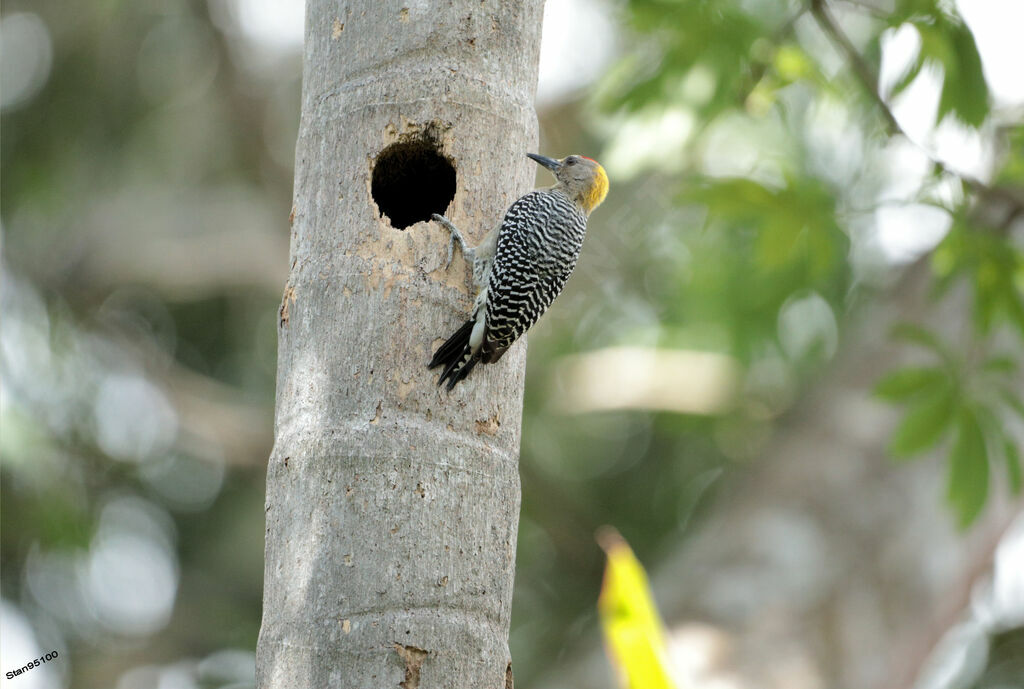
xmin=371 ymin=140 xmax=456 ymax=229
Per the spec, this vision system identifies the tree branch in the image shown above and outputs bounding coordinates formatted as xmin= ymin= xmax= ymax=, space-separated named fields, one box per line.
xmin=809 ymin=0 xmax=902 ymax=136
xmin=809 ymin=0 xmax=1024 ymax=224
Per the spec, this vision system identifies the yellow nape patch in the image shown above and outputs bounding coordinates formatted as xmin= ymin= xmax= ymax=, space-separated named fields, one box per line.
xmin=583 ymin=164 xmax=609 ymax=213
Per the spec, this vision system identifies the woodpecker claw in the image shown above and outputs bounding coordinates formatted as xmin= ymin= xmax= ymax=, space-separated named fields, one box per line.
xmin=446 ymin=233 xmax=457 ymax=268
xmin=432 ymin=214 xmax=470 ymax=269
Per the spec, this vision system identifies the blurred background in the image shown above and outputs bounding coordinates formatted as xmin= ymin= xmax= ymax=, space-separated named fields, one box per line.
xmin=2 ymin=1 xmax=1023 ymax=688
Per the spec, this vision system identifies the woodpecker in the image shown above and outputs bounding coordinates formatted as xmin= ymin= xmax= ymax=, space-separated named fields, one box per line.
xmin=428 ymin=153 xmax=609 ymax=389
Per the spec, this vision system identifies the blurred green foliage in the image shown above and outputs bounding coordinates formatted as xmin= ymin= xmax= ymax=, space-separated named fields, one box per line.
xmin=875 ymin=324 xmax=1022 ymax=525
xmin=583 ymin=0 xmax=1024 ymax=533
xmin=2 ymin=0 xmax=292 ymax=685
xmin=887 ymin=2 xmax=988 ymax=127
xmin=518 ymin=0 xmax=1023 ymax=677
xmin=934 ymin=219 xmax=1024 ymax=336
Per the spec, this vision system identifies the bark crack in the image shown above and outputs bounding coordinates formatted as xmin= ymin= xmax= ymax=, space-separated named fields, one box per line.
xmin=279 ymin=284 xmax=296 ymax=327
xmin=475 ymin=413 xmax=500 ymax=436
xmin=393 ymin=643 xmax=428 ymax=689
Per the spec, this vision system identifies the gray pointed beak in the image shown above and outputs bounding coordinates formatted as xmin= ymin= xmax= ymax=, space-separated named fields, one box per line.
xmin=526 ymin=153 xmax=561 ymax=172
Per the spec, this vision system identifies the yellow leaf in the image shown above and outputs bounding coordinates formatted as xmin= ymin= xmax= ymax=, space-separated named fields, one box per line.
xmin=597 ymin=527 xmax=680 ymax=689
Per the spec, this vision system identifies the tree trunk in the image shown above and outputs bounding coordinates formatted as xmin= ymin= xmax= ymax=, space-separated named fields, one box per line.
xmin=256 ymin=2 xmax=545 ymax=687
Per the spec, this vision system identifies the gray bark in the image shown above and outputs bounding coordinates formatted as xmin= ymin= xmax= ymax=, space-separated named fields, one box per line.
xmin=257 ymin=2 xmax=545 ymax=688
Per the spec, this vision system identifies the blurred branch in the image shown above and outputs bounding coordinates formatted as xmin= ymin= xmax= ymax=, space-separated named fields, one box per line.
xmin=886 ymin=498 xmax=1024 ymax=689
xmin=122 ymin=332 xmax=274 ymax=467
xmin=808 ymin=0 xmax=901 ymax=135
xmin=809 ymin=0 xmax=1024 ymax=225
xmin=162 ymin=359 xmax=273 ymax=467
xmin=85 ymin=226 xmax=288 ymax=299
xmin=68 ymin=184 xmax=289 ymax=300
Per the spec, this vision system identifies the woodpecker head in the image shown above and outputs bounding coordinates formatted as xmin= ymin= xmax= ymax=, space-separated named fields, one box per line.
xmin=527 ymin=153 xmax=609 ymax=215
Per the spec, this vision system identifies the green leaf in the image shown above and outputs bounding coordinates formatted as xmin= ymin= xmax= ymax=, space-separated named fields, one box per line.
xmin=889 ymin=384 xmax=957 ymax=458
xmin=938 ymin=20 xmax=989 ymax=127
xmin=946 ymin=409 xmax=989 ymax=527
xmin=874 ymin=366 xmax=948 ymax=402
xmin=913 ymin=15 xmax=990 ymax=128
xmin=1004 ymin=438 xmax=1022 ymax=495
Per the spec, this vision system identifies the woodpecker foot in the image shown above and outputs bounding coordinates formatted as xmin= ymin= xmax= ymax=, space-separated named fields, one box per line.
xmin=432 ymin=214 xmax=473 ymax=269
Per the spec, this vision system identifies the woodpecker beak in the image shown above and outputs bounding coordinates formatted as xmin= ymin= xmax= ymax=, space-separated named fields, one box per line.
xmin=526 ymin=153 xmax=561 ymax=172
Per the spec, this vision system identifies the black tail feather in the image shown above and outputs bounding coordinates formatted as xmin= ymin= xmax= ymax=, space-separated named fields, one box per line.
xmin=428 ymin=320 xmax=473 ymax=369
xmin=428 ymin=319 xmax=480 ymax=389
xmin=443 ymin=355 xmax=478 ymax=390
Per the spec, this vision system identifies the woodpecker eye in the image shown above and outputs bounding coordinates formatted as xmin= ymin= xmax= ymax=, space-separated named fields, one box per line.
xmin=565 ymin=157 xmax=577 ymax=166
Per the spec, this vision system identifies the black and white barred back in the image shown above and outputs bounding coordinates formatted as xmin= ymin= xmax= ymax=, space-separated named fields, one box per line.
xmin=483 ymin=189 xmax=587 ymax=355
xmin=428 ymin=189 xmax=588 ymax=389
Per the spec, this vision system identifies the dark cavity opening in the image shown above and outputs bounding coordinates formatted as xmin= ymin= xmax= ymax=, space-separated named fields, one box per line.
xmin=371 ymin=140 xmax=456 ymax=229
